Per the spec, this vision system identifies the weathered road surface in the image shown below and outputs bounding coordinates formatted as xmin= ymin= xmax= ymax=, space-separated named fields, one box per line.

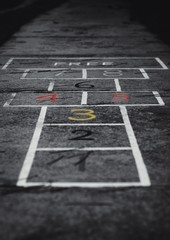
xmin=0 ymin=0 xmax=170 ymax=239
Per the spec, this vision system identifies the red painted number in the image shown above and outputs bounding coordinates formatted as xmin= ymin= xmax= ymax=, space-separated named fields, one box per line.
xmin=36 ymin=93 xmax=57 ymax=103
xmin=112 ymin=93 xmax=129 ymax=102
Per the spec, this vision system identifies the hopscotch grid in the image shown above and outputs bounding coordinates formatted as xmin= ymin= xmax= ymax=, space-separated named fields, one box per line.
xmin=2 ymin=57 xmax=166 ymax=188
xmin=15 ymin=102 xmax=142 ymax=187
xmin=15 ymin=104 xmax=151 ymax=187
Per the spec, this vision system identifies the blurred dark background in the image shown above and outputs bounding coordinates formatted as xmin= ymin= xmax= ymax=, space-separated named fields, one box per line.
xmin=0 ymin=0 xmax=170 ymax=46
xmin=130 ymin=0 xmax=170 ymax=46
xmin=0 ymin=0 xmax=65 ymax=45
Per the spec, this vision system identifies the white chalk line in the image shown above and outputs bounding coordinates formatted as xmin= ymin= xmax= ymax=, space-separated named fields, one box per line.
xmin=3 ymin=93 xmax=16 ymax=107
xmin=9 ymin=57 xmax=163 ymax=59
xmin=1 ymin=58 xmax=14 ymax=70
xmin=114 ymin=79 xmax=122 ymax=91
xmin=140 ymin=68 xmax=150 ymax=79
xmin=120 ymin=106 xmax=151 ymax=186
xmin=17 ymin=106 xmax=47 ymax=186
xmin=44 ymin=123 xmax=124 ymax=126
xmin=152 ymin=91 xmax=165 ymax=105
xmin=8 ymin=68 xmax=168 ymax=71
xmin=4 ymin=90 xmax=165 ymax=92
xmin=81 ymin=91 xmax=88 ymax=105
xmin=5 ymin=104 xmax=165 ymax=108
xmin=115 ymin=75 xmax=150 ymax=186
xmin=22 ymin=77 xmax=148 ymax=80
xmin=37 ymin=147 xmax=132 ymax=151
xmin=21 ymin=69 xmax=30 ymax=79
xmin=48 ymin=81 xmax=55 ymax=91
xmin=155 ymin=57 xmax=168 ymax=70
xmin=12 ymin=67 xmax=150 ymax=70
xmin=18 ymin=182 xmax=143 ymax=188
xmin=82 ymin=68 xmax=87 ymax=79
xmin=5 ymin=90 xmax=164 ymax=92
xmin=9 ymin=57 xmax=159 ymax=59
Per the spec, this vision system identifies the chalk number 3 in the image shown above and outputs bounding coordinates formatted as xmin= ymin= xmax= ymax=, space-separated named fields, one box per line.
xmin=68 ymin=109 xmax=96 ymax=121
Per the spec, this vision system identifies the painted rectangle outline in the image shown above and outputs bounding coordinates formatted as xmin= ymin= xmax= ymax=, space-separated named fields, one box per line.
xmin=37 ymin=124 xmax=131 ymax=149
xmin=28 ymin=147 xmax=140 ymax=187
xmin=3 ymin=91 xmax=165 ymax=107
xmin=19 ymin=68 xmax=149 ymax=80
xmin=2 ymin=57 xmax=168 ymax=70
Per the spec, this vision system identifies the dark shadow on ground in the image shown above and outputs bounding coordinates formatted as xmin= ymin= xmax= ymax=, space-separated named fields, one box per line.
xmin=130 ymin=0 xmax=170 ymax=46
xmin=0 ymin=0 xmax=67 ymax=45
xmin=0 ymin=0 xmax=170 ymax=47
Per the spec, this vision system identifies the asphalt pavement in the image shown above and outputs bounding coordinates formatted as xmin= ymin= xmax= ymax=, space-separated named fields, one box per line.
xmin=0 ymin=0 xmax=170 ymax=239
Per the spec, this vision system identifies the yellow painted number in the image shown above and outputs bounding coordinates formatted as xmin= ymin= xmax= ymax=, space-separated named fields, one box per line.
xmin=68 ymin=109 xmax=96 ymax=121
